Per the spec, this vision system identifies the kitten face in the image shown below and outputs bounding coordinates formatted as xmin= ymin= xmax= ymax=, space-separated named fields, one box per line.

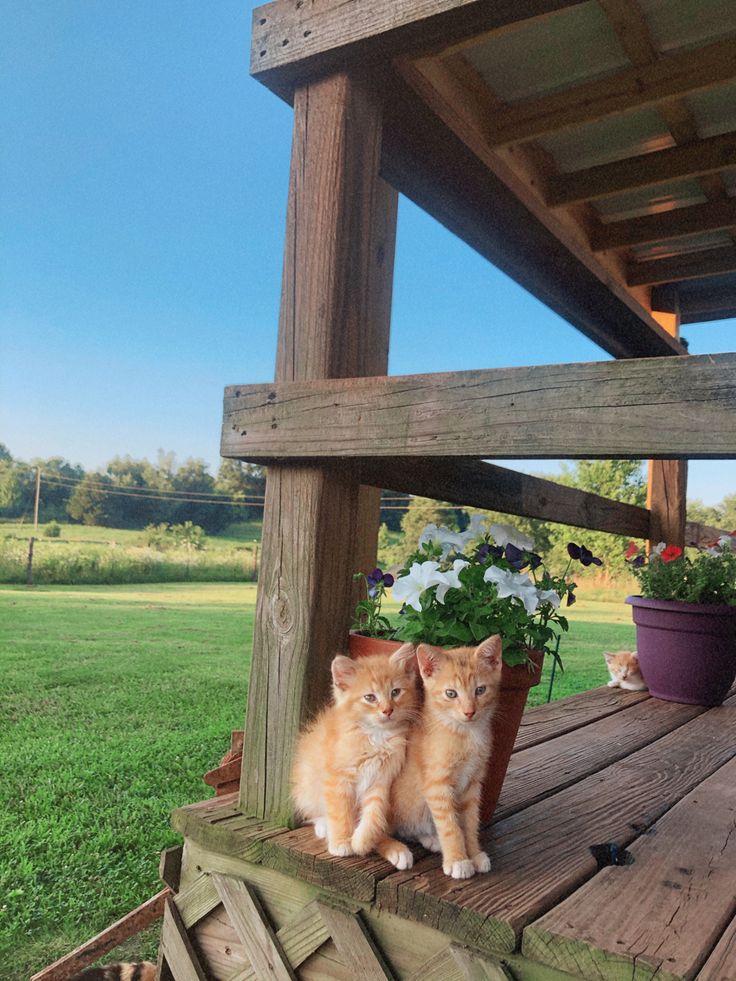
xmin=331 ymin=645 xmax=418 ymax=728
xmin=417 ymin=636 xmax=502 ymax=728
xmin=604 ymin=650 xmax=647 ymax=690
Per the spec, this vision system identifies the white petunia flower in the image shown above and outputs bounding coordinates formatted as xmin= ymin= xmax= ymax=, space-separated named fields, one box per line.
xmin=718 ymin=534 xmax=735 ymax=551
xmin=650 ymin=541 xmax=667 ymax=557
xmin=484 ymin=566 xmax=540 ymax=614
xmin=536 ymin=588 xmax=561 ymax=609
xmin=489 ymin=522 xmax=535 ymax=552
xmin=418 ymin=523 xmax=473 ymax=558
xmin=435 ymin=559 xmax=470 ymax=604
xmin=392 ymin=561 xmax=450 ymax=612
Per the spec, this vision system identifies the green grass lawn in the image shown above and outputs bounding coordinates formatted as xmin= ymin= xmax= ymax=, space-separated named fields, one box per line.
xmin=0 ymin=582 xmax=635 ymax=977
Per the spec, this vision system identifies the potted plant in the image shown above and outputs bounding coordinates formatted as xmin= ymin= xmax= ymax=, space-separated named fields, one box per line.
xmin=624 ymin=534 xmax=736 ymax=707
xmin=351 ymin=517 xmax=600 ymax=821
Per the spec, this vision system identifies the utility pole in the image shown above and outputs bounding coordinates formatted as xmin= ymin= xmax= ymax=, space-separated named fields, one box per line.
xmin=28 ymin=467 xmax=41 ymax=586
xmin=33 ymin=467 xmax=41 ymax=530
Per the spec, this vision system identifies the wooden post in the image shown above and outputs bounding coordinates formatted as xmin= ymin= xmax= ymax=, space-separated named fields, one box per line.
xmin=33 ymin=466 xmax=41 ymax=530
xmin=240 ymin=69 xmax=398 ymax=822
xmin=648 ymin=295 xmax=687 ymax=548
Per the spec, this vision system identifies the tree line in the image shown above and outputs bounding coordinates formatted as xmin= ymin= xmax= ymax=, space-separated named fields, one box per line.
xmin=0 ymin=446 xmax=266 ymax=534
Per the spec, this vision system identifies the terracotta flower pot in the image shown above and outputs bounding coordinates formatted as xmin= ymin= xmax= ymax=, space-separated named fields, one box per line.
xmin=626 ymin=596 xmax=736 ymax=707
xmin=348 ymin=632 xmax=543 ymax=824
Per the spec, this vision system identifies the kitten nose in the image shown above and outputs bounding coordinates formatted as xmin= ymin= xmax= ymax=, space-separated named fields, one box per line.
xmin=464 ymin=709 xmax=475 ymax=719
xmin=382 ymin=707 xmax=393 ymax=717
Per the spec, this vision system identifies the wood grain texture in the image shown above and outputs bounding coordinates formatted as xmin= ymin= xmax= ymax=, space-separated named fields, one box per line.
xmin=357 ymin=457 xmax=652 ymax=538
xmin=648 ymin=459 xmax=687 ymax=548
xmin=449 ymin=944 xmax=513 ymax=980
xmin=513 ymin=686 xmax=649 ymax=752
xmin=232 ymin=901 xmax=331 ymax=981
xmin=485 ymin=37 xmax=736 ymax=147
xmin=496 ymin=696 xmax=704 ymax=823
xmin=250 ymin=0 xmax=584 ymax=97
xmin=159 ymin=898 xmax=209 ymax=981
xmin=316 ymin=901 xmax=397 ymax=980
xmin=211 ymin=873 xmax=296 ymax=980
xmin=523 ymin=754 xmax=736 ymax=981
xmin=379 ymin=70 xmax=681 ymax=360
xmin=698 ymin=913 xmax=736 ymax=981
xmin=222 ymin=353 xmax=736 ymax=461
xmin=375 ymin=699 xmax=736 ymax=954
xmin=240 ymin=68 xmax=397 ymax=824
xmin=547 ymin=131 xmax=736 ymax=207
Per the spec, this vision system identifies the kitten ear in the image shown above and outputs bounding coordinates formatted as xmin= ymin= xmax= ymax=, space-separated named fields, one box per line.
xmin=417 ymin=644 xmax=444 ymax=678
xmin=390 ymin=643 xmax=417 ymax=674
xmin=474 ymin=634 xmax=502 ymax=670
xmin=603 ymin=652 xmax=613 ymax=663
xmin=331 ymin=655 xmax=358 ymax=690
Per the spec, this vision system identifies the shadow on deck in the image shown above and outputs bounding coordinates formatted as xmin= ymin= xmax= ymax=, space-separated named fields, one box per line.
xmin=166 ymin=685 xmax=736 ymax=980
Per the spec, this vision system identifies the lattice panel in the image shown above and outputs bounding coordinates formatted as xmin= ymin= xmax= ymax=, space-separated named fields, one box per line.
xmin=155 ymin=871 xmax=511 ymax=981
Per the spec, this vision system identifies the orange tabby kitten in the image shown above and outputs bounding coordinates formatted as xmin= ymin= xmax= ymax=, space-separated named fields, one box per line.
xmin=292 ymin=645 xmax=418 ymax=868
xmin=604 ymin=650 xmax=647 ymax=691
xmin=377 ymin=636 xmax=502 ymax=879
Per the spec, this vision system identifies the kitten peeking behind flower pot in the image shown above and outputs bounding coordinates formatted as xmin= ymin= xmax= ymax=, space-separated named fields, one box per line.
xmin=604 ymin=650 xmax=648 ymax=691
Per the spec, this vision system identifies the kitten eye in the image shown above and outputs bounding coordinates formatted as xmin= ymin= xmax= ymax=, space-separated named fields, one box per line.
xmin=445 ymin=689 xmax=458 ymax=699
xmin=363 ymin=693 xmax=377 ymax=703
xmin=475 ymin=686 xmax=486 ymax=695
xmin=391 ymin=688 xmax=402 ymax=698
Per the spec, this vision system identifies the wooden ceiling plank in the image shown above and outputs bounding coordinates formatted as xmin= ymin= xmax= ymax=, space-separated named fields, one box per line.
xmin=627 ymin=245 xmax=736 ymax=286
xmin=486 ymin=36 xmax=736 ymax=147
xmin=390 ymin=59 xmax=680 ymax=356
xmin=251 ymin=0 xmax=588 ymax=99
xmin=592 ymin=197 xmax=736 ymax=251
xmin=547 ymin=130 xmax=736 ymax=206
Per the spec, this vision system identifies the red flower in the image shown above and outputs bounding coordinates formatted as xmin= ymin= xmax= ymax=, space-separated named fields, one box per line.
xmin=661 ymin=544 xmax=683 ymax=562
xmin=624 ymin=541 xmax=639 ymax=559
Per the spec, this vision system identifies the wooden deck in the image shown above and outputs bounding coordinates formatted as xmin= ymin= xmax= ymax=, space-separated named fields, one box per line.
xmin=166 ymin=685 xmax=736 ymax=980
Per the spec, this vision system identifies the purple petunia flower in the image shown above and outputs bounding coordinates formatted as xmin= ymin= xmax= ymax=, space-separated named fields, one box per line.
xmin=631 ymin=555 xmax=646 ymax=568
xmin=567 ymin=542 xmax=581 ymax=560
xmin=505 ymin=543 xmax=529 ymax=570
xmin=568 ymin=543 xmax=602 ymax=567
xmin=528 ymin=552 xmax=543 ymax=570
xmin=567 ymin=590 xmax=577 ymax=606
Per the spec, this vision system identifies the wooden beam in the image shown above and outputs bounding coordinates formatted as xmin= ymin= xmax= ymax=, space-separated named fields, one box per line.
xmin=648 ymin=460 xmax=688 ymax=548
xmin=486 ymin=37 xmax=736 ymax=147
xmin=627 ymin=245 xmax=736 ymax=287
xmin=250 ymin=0 xmax=586 ymax=99
xmin=357 ymin=458 xmax=651 ymax=538
xmin=654 ymin=281 xmax=736 ymax=325
xmin=547 ymin=131 xmax=736 ymax=207
xmin=221 ymin=353 xmax=736 ymax=461
xmin=240 ymin=69 xmax=398 ymax=824
xmin=592 ymin=198 xmax=736 ymax=252
xmin=380 ymin=71 xmax=682 ymax=359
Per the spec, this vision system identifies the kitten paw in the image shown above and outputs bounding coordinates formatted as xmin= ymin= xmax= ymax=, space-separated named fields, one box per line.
xmin=385 ymin=843 xmax=414 ymax=870
xmin=313 ymin=817 xmax=328 ymax=839
xmin=418 ymin=834 xmax=442 ymax=853
xmin=607 ymin=680 xmax=618 ymax=687
xmin=443 ymin=859 xmax=476 ymax=879
xmin=327 ymin=841 xmax=354 ymax=857
xmin=472 ymin=851 xmax=491 ymax=873
xmin=351 ymin=825 xmax=374 ymax=855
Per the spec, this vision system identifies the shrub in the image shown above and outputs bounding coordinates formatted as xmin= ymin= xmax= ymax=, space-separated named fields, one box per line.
xmin=43 ymin=521 xmax=61 ymax=538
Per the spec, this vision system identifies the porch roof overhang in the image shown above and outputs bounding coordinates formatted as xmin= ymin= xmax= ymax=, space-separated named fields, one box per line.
xmin=250 ymin=0 xmax=736 ymax=359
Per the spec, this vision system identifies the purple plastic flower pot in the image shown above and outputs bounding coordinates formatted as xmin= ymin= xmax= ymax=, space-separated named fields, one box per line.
xmin=626 ymin=596 xmax=736 ymax=706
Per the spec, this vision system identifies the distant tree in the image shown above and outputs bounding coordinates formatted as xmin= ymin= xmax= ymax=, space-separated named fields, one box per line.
xmin=721 ymin=494 xmax=736 ymax=531
xmin=67 ymin=474 xmax=119 ymax=525
xmin=215 ymin=459 xmax=266 ymax=521
xmin=0 ymin=458 xmax=33 ymax=518
xmin=687 ymin=498 xmax=723 ymax=529
xmin=379 ymin=489 xmax=411 ymax=532
xmin=30 ymin=457 xmax=86 ymax=521
xmin=172 ymin=458 xmax=228 ymax=532
xmin=0 ymin=443 xmax=11 ymax=462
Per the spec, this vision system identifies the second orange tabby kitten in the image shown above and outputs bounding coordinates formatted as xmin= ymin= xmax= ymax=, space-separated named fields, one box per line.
xmin=292 ymin=645 xmax=418 ymax=868
xmin=377 ymin=635 xmax=503 ymax=879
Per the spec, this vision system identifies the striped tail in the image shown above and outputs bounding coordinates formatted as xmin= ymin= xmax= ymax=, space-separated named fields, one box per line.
xmin=71 ymin=963 xmax=156 ymax=981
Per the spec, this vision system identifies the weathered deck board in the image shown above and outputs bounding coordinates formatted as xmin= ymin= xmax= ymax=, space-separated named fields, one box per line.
xmin=523 ymin=755 xmax=736 ymax=981
xmin=495 ymin=696 xmax=704 ymax=822
xmin=513 ymin=686 xmax=648 ymax=751
xmin=375 ymin=699 xmax=736 ymax=954
xmin=698 ymin=912 xmax=736 ymax=981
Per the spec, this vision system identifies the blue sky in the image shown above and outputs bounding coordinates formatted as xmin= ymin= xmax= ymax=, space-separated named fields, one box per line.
xmin=2 ymin=0 xmax=734 ymax=505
